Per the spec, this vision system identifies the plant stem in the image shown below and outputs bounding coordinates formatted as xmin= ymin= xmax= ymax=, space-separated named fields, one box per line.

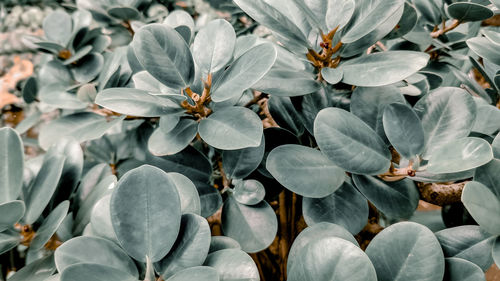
xmin=431 ymin=19 xmax=461 ymax=38
xmin=417 ymin=181 xmax=468 ymax=206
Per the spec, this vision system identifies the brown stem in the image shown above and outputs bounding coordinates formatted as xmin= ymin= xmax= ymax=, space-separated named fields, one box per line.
xmin=278 ymin=191 xmax=289 ymax=280
xmin=431 ymin=19 xmax=461 ymax=38
xmin=217 ymin=159 xmax=230 ymax=188
xmin=122 ymin=20 xmax=135 ymax=35
xmin=244 ymin=93 xmax=268 ymax=107
xmin=417 ymin=181 xmax=468 ymax=206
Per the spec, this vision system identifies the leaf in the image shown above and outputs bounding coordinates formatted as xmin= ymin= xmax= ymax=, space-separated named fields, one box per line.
xmin=462 ymin=181 xmax=500 ymax=235
xmin=193 ymin=19 xmax=236 ymax=75
xmin=89 ymin=195 xmax=117 ymax=243
xmin=148 ymin=119 xmax=198 ymax=156
xmin=0 ymin=128 xmax=23 ymax=204
xmin=39 ymin=112 xmax=125 ymax=150
xmin=0 ymin=231 xmax=20 ymax=255
xmin=303 ymin=180 xmax=368 ymax=234
xmin=365 ymin=222 xmax=445 ymax=281
xmin=209 ymin=236 xmax=241 ymax=253
xmin=288 ymin=237 xmax=377 ymax=281
xmin=472 ymin=101 xmax=500 ymax=135
xmin=30 ymin=201 xmax=69 ymax=251
xmin=385 ymin=2 xmax=418 ymax=39
xmin=7 ymin=254 xmax=56 ymax=281
xmin=110 ymin=165 xmax=181 ymax=262
xmin=198 ymin=107 xmax=263 ymax=150
xmin=221 ymin=196 xmax=277 ymax=253
xmin=203 ymin=249 xmax=259 ymax=281
xmin=233 ymin=180 xmax=266 ymax=206
xmin=338 ymin=51 xmax=429 ymax=87
xmin=55 ymin=236 xmax=139 ymax=277
xmin=107 ymin=6 xmax=140 ymax=20
xmin=287 ymin=222 xmax=358 ymax=275
xmin=444 ymin=258 xmax=485 ymax=281
xmin=0 ymin=200 xmax=25 ymax=232
xmin=325 ymin=0 xmax=355 ymax=30
xmin=169 ymin=173 xmax=201 ymax=215
xmin=382 ymin=103 xmax=425 ymax=159
xmin=165 ymin=266 xmax=219 ymax=281
xmin=222 ymin=135 xmax=265 ymax=180
xmin=435 ymin=225 xmax=495 ymax=271
xmin=352 ymin=175 xmax=419 ymax=219
xmin=493 ymin=237 xmax=500 ymax=268
xmin=314 ymin=107 xmax=391 ymax=175
xmin=163 ymin=10 xmax=195 ymax=32
xmin=157 ymin=214 xmax=211 ymax=278
xmin=493 ymin=134 xmax=500 ymax=159
xmin=60 ymin=263 xmax=138 ymax=281
xmin=414 ymin=87 xmax=477 ymax=158
xmin=321 ymin=68 xmax=343 ymax=85
xmin=426 ymin=137 xmax=493 ymax=174
xmin=96 ymin=88 xmax=184 ymax=117
xmin=467 ymin=37 xmax=500 ymax=66
xmin=267 ymin=144 xmax=344 ymax=198
xmin=71 ymin=53 xmax=104 ymax=83
xmin=252 ymin=68 xmax=321 ymax=97
xmin=267 ymin=96 xmax=305 ymax=136
xmin=43 ymin=10 xmax=72 ymax=45
xmin=412 ymin=0 xmax=442 ymax=25
xmin=131 ymin=23 xmax=195 ymax=89
xmin=447 ymin=2 xmax=493 ymax=22
xmin=474 ymin=159 xmax=500 ymax=197
xmin=342 ymin=0 xmax=405 ymax=43
xmin=38 ymin=84 xmax=87 ymax=110
xmin=211 ymin=43 xmax=277 ymax=102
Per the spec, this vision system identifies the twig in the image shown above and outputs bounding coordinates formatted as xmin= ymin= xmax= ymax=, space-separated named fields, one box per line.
xmin=417 ymin=181 xmax=468 ymax=206
xmin=431 ymin=20 xmax=461 ymax=38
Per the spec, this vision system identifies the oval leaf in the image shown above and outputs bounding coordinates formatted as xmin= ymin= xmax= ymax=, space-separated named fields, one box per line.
xmin=0 ymin=128 xmax=24 ymax=204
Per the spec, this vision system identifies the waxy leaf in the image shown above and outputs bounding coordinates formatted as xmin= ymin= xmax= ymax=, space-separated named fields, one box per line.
xmin=60 ymin=263 xmax=137 ymax=281
xmin=462 ymin=181 xmax=500 ymax=235
xmin=110 ymin=165 xmax=182 ymax=262
xmin=148 ymin=119 xmax=198 ymax=156
xmin=169 ymin=173 xmax=201 ymax=215
xmin=314 ymin=108 xmax=391 ymax=175
xmin=209 ymin=236 xmax=241 ymax=253
xmin=467 ymin=37 xmax=500 ymax=66
xmin=321 ymin=68 xmax=343 ymax=85
xmin=0 ymin=200 xmax=25 ymax=232
xmin=203 ymin=249 xmax=259 ymax=281
xmin=0 ymin=127 xmax=23 ymax=204
xmin=474 ymin=159 xmax=500 ymax=197
xmin=267 ymin=144 xmax=344 ymax=198
xmin=7 ymin=254 xmax=56 ymax=281
xmin=325 ymin=0 xmax=355 ymax=30
xmin=165 ymin=266 xmax=219 ymax=281
xmin=0 ymin=231 xmax=20 ymax=255
xmin=233 ymin=179 xmax=266 ymax=206
xmin=90 ymin=195 xmax=117 ymax=242
xmin=43 ymin=11 xmax=72 ymax=46
xmin=222 ymin=135 xmax=265 ymax=180
xmin=30 ymin=201 xmax=69 ymax=251
xmin=444 ymin=258 xmax=485 ymax=281
xmin=448 ymin=2 xmax=493 ymax=22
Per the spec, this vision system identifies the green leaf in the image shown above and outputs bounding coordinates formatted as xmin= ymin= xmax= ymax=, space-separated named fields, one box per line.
xmin=221 ymin=196 xmax=277 ymax=253
xmin=321 ymin=68 xmax=343 ymax=85
xmin=71 ymin=53 xmax=104 ymax=84
xmin=60 ymin=263 xmax=138 ymax=281
xmin=314 ymin=108 xmax=391 ymax=175
xmin=209 ymin=236 xmax=241 ymax=253
xmin=193 ymin=19 xmax=236 ymax=75
xmin=342 ymin=0 xmax=405 ymax=43
xmin=0 ymin=200 xmax=25 ymax=232
xmin=303 ymin=180 xmax=368 ymax=234
xmin=447 ymin=2 xmax=493 ymax=22
xmin=131 ymin=23 xmax=195 ymax=90
xmin=412 ymin=0 xmax=442 ymax=25
xmin=288 ymin=237 xmax=377 ymax=281
xmin=462 ymin=181 xmax=500 ymax=235
xmin=55 ymin=236 xmax=138 ymax=277
xmin=110 ymin=165 xmax=181 ymax=262
xmin=383 ymin=103 xmax=425 ymax=159
xmin=267 ymin=96 xmax=305 ymax=136
xmin=352 ymin=175 xmax=419 ymax=219
xmin=222 ymin=135 xmax=265 ymax=180
xmin=0 ymin=128 xmax=23 ymax=204
xmin=233 ymin=179 xmax=266 ymax=206
xmin=0 ymin=231 xmax=20 ymax=255
xmin=338 ymin=51 xmax=429 ymax=87
xmin=43 ymin=10 xmax=72 ymax=46
xmin=472 ymin=101 xmax=500 ymax=135
xmin=157 ymin=214 xmax=211 ymax=278
xmin=198 ymin=107 xmax=263 ymax=150
xmin=62 ymin=45 xmax=93 ymax=65
xmin=211 ymin=43 xmax=277 ymax=102
xmin=414 ymin=87 xmax=477 ymax=158
xmin=22 ymin=76 xmax=38 ymax=103
xmin=444 ymin=258 xmax=485 ymax=281
xmin=165 ymin=266 xmax=219 ymax=281
xmin=493 ymin=237 xmax=500 ymax=268
xmin=203 ymin=249 xmax=259 ymax=281
xmin=385 ymin=2 xmax=418 ymax=39
xmin=426 ymin=137 xmax=493 ymax=174
xmin=39 ymin=112 xmax=125 ymax=150
xmin=169 ymin=173 xmax=201 ymax=215
xmin=467 ymin=37 xmax=500 ymax=66
xmin=267 ymin=144 xmax=344 ymax=198
xmin=96 ymin=88 xmax=184 ymax=117
xmin=39 ymin=84 xmax=88 ymax=110
xmin=325 ymin=0 xmax=355 ymax=30
xmin=24 ymin=154 xmax=66 ymax=224
xmin=107 ymin=6 xmax=140 ymax=20
xmin=7 ymin=254 xmax=56 ymax=281
xmin=163 ymin=10 xmax=195 ymax=32
xmin=148 ymin=119 xmax=198 ymax=156
xmin=493 ymin=134 xmax=500 ymax=159
xmin=30 ymin=201 xmax=69 ymax=251
xmin=435 ymin=225 xmax=495 ymax=271
xmin=365 ymin=222 xmax=445 ymax=281
xmin=89 ymin=195 xmax=117 ymax=243
xmin=474 ymin=159 xmax=500 ymax=198
xmin=252 ymin=68 xmax=320 ymax=97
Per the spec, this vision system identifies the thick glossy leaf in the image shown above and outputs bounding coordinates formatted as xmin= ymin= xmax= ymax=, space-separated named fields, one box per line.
xmin=107 ymin=6 xmax=140 ymax=20
xmin=111 ymin=165 xmax=181 ymax=262
xmin=426 ymin=138 xmax=493 ymax=174
xmin=96 ymin=88 xmax=183 ymax=117
xmin=169 ymin=173 xmax=201 ymax=215
xmin=467 ymin=37 xmax=500 ymax=66
xmin=303 ymin=180 xmax=368 ymax=234
xmin=325 ymin=0 xmax=355 ymax=30
xmin=385 ymin=2 xmax=418 ymax=39
xmin=414 ymin=87 xmax=477 ymax=158
xmin=493 ymin=237 xmax=500 ymax=268
xmin=287 ymin=223 xmax=358 ymax=275
xmin=366 ymin=222 xmax=445 ymax=281
xmin=233 ymin=180 xmax=265 ymax=206
xmin=43 ymin=11 xmax=72 ymax=45
xmin=288 ymin=237 xmax=377 ymax=281
xmin=24 ymin=154 xmax=66 ymax=224
xmin=444 ymin=258 xmax=485 ymax=281
xmin=60 ymin=263 xmax=137 ymax=281
xmin=267 ymin=96 xmax=304 ymax=136
xmin=435 ymin=225 xmax=495 ymax=271
xmin=266 ymin=144 xmax=344 ymax=198
xmin=342 ymin=0 xmax=405 ymax=43
xmin=221 ymin=196 xmax=277 ymax=253
xmin=39 ymin=112 xmax=124 ymax=150
xmin=0 ymin=200 xmax=25 ymax=232
xmin=474 ymin=159 xmax=500 ymax=197
xmin=132 ymin=24 xmax=194 ymax=89
xmin=462 ymin=181 xmax=500 ymax=235
xmin=148 ymin=119 xmax=198 ymax=156
xmin=203 ymin=249 xmax=259 ymax=281
xmin=30 ymin=201 xmax=69 ymax=251
xmin=89 ymin=195 xmax=117 ymax=242
xmin=198 ymin=107 xmax=263 ymax=150
xmin=412 ymin=0 xmax=442 ymax=25
xmin=71 ymin=53 xmax=104 ymax=83
xmin=448 ymin=2 xmax=493 ymax=22
xmin=321 ymin=68 xmax=343 ymax=85
xmin=55 ymin=236 xmax=138 ymax=277
xmin=222 ymin=135 xmax=265 ymax=180
xmin=493 ymin=134 xmax=500 ymax=159
xmin=472 ymin=101 xmax=500 ymax=135
xmin=314 ymin=108 xmax=391 ymax=175
xmin=252 ymin=68 xmax=320 ymax=97
xmin=193 ymin=19 xmax=235 ymax=75
xmin=0 ymin=128 xmax=23 ymax=204
xmin=0 ymin=231 xmax=19 ymax=255
xmin=7 ymin=254 xmax=55 ymax=281
xmin=338 ymin=51 xmax=429 ymax=87
xmin=352 ymin=175 xmax=419 ymax=219
xmin=211 ymin=43 xmax=277 ymax=102
xmin=163 ymin=10 xmax=195 ymax=32
xmin=383 ymin=103 xmax=425 ymax=159
xmin=165 ymin=266 xmax=219 ymax=281
xmin=209 ymin=236 xmax=241 ymax=253
xmin=157 ymin=214 xmax=211 ymax=278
